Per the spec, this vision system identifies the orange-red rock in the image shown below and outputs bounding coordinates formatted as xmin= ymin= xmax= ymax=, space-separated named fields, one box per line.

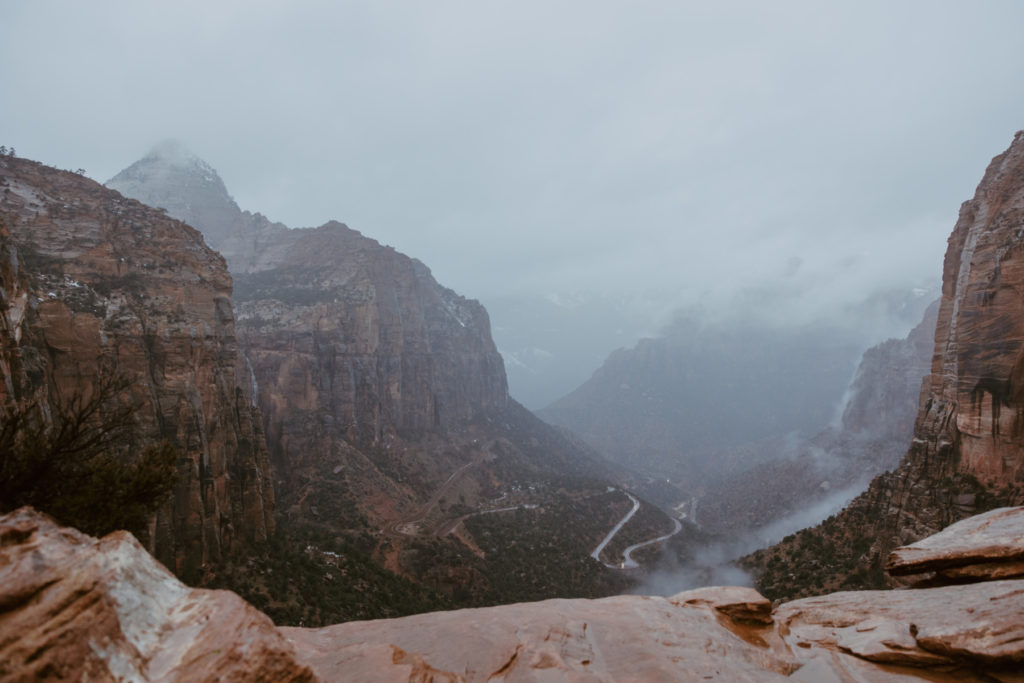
xmin=919 ymin=130 xmax=1024 ymax=485
xmin=0 ymin=507 xmax=315 ymax=682
xmin=887 ymin=505 xmax=1024 ymax=580
xmin=0 ymin=156 xmax=275 ymax=579
xmin=5 ymin=506 xmax=1024 ymax=682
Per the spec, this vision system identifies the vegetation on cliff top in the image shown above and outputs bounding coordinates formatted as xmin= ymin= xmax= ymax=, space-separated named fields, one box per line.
xmin=0 ymin=369 xmax=177 ymax=540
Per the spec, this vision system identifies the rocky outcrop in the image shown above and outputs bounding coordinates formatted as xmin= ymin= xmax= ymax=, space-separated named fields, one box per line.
xmin=0 ymin=156 xmax=275 ymax=580
xmin=887 ymin=506 xmax=1024 ymax=582
xmin=773 ymin=580 xmax=1024 ymax=674
xmin=6 ymin=506 xmax=1023 ymax=682
xmin=0 ymin=507 xmax=315 ymax=682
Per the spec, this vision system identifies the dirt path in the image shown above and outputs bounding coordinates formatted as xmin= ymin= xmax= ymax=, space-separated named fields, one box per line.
xmin=390 ymin=459 xmax=479 ymax=536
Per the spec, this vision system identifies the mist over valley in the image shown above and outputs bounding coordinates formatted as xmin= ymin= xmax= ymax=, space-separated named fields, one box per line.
xmin=4 ymin=3 xmax=1024 ymax=680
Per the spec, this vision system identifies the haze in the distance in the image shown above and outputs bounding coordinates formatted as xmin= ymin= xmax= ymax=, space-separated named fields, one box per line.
xmin=3 ymin=1 xmax=1023 ymax=403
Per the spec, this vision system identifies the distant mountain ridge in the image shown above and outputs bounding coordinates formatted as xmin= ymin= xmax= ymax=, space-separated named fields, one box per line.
xmin=541 ymin=318 xmax=884 ymax=478
xmin=696 ymin=299 xmax=940 ymax=537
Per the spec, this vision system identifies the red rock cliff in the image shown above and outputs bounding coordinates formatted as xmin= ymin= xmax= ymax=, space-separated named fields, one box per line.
xmin=0 ymin=156 xmax=275 ymax=579
xmin=917 ymin=130 xmax=1024 ymax=484
xmin=233 ymin=222 xmax=508 ymax=450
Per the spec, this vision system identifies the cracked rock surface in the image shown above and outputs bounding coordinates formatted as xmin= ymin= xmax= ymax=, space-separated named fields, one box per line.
xmin=4 ymin=506 xmax=1024 ymax=681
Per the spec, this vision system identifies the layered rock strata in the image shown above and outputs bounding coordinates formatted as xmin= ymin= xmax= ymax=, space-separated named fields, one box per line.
xmin=232 ymin=221 xmax=508 ymax=456
xmin=887 ymin=505 xmax=1024 ymax=583
xmin=920 ymin=130 xmax=1024 ymax=485
xmin=109 ymin=143 xmax=509 ymax=450
xmin=4 ymin=505 xmax=1024 ymax=682
xmin=0 ymin=156 xmax=275 ymax=579
xmin=843 ymin=135 xmax=1024 ymax=534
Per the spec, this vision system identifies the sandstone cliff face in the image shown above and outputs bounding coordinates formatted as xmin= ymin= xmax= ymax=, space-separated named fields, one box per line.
xmin=867 ymin=133 xmax=1024 ymax=536
xmin=230 ymin=220 xmax=517 ymax=536
xmin=5 ymin=505 xmax=1024 ymax=682
xmin=233 ymin=221 xmax=508 ymax=452
xmin=0 ymin=156 xmax=275 ymax=579
xmin=109 ymin=143 xmax=509 ymax=450
xmin=919 ymin=130 xmax=1024 ymax=485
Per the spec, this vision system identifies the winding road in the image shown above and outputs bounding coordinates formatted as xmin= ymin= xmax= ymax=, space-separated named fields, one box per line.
xmin=391 ymin=469 xmax=684 ymax=571
xmin=621 ymin=517 xmax=683 ymax=568
xmin=590 ymin=490 xmax=683 ymax=569
xmin=589 ymin=491 xmax=641 ymax=567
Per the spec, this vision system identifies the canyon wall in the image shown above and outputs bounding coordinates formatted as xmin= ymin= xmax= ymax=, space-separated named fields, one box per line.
xmin=109 ymin=143 xmax=509 ymax=459
xmin=919 ymin=130 xmax=1024 ymax=485
xmin=0 ymin=156 xmax=275 ymax=579
xmin=748 ymin=132 xmax=1024 ymax=600
xmin=233 ymin=221 xmax=508 ymax=454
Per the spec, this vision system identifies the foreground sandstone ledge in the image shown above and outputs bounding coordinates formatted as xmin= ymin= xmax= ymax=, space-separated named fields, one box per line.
xmin=887 ymin=506 xmax=1024 ymax=582
xmin=2 ymin=507 xmax=1024 ymax=681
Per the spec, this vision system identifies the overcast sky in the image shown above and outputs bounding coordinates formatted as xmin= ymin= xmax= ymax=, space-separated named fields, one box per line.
xmin=3 ymin=1 xmax=1023 ymax=319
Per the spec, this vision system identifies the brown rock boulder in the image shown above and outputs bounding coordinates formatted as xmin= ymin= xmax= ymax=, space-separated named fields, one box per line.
xmin=887 ymin=505 xmax=1024 ymax=582
xmin=0 ymin=507 xmax=316 ymax=682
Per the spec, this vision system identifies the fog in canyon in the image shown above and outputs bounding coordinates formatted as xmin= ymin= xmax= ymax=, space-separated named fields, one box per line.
xmin=5 ymin=1 xmax=1024 ymax=602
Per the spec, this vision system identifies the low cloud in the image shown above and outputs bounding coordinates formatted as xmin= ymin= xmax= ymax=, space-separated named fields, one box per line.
xmin=634 ymin=482 xmax=864 ymax=597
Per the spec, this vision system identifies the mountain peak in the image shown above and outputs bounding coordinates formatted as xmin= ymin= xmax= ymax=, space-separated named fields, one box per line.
xmin=141 ymin=139 xmax=217 ymax=178
xmin=146 ymin=137 xmax=196 ymax=163
xmin=107 ymin=141 xmax=241 ymax=248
